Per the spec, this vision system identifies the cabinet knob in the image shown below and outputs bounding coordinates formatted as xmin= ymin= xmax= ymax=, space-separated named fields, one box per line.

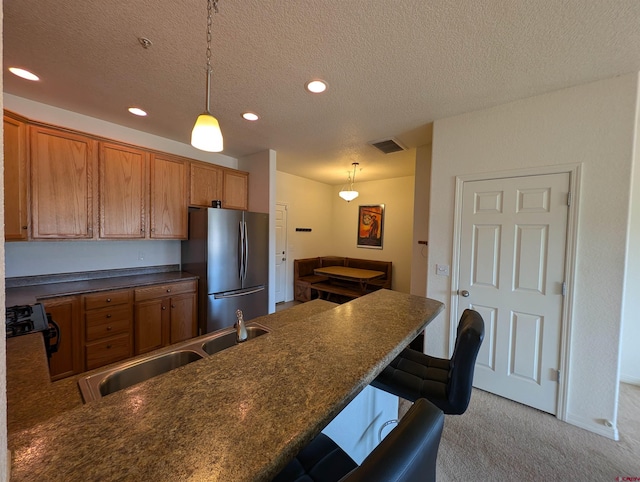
xmin=171 ymin=304 xmax=175 ymax=309
xmin=106 ymin=344 xmax=112 ymax=349
xmin=106 ymin=326 xmax=112 ymax=331
xmin=22 ymin=226 xmax=27 ymax=230
xmin=166 ymin=289 xmax=171 ymax=293
xmin=106 ymin=298 xmax=112 ymax=302
xmin=106 ymin=314 xmax=112 ymax=318
xmin=162 ymin=306 xmax=167 ymax=310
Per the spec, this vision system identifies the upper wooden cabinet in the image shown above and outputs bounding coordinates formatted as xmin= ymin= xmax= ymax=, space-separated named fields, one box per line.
xmin=189 ymin=161 xmax=223 ymax=207
xmin=99 ymin=142 xmax=148 ymax=239
xmin=222 ymin=169 xmax=248 ymax=210
xmin=150 ymin=154 xmax=188 ymax=239
xmin=30 ymin=125 xmax=97 ymax=239
xmin=3 ymin=111 xmax=251 ymax=241
xmin=3 ymin=114 xmax=29 ymax=241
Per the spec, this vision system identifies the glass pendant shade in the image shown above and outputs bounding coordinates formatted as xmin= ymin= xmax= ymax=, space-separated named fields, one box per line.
xmin=339 ymin=162 xmax=360 ymax=202
xmin=339 ymin=189 xmax=359 ymax=202
xmin=191 ymin=112 xmax=223 ymax=152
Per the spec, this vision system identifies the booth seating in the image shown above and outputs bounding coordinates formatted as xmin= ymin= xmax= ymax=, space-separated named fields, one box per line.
xmin=294 ymin=257 xmax=392 ymax=302
xmin=271 ymin=398 xmax=445 ymax=482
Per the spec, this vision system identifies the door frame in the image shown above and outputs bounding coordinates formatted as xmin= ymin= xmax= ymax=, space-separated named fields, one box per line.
xmin=450 ymin=163 xmax=582 ymax=421
xmin=275 ymin=202 xmax=289 ymax=303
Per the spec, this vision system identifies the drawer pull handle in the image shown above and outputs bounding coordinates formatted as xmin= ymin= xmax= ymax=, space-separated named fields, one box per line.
xmin=106 ymin=298 xmax=112 ymax=303
xmin=106 ymin=326 xmax=112 ymax=331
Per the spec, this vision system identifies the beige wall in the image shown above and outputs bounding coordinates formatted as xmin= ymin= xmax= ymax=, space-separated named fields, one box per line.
xmin=276 ymin=172 xmax=417 ymax=299
xmin=410 ymin=144 xmax=432 ymax=297
xmin=276 ymin=171 xmax=334 ymax=301
xmin=428 ymin=73 xmax=638 ymax=439
xmin=330 ymin=176 xmax=415 ymax=294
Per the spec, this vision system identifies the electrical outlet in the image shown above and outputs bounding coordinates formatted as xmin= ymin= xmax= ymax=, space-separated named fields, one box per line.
xmin=436 ymin=264 xmax=450 ymax=276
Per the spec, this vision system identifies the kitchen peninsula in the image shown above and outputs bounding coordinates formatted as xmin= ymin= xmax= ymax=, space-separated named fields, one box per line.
xmin=8 ymin=290 xmax=444 ymax=481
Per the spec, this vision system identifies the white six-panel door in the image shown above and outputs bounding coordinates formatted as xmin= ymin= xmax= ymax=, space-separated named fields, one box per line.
xmin=457 ymin=173 xmax=569 ymax=414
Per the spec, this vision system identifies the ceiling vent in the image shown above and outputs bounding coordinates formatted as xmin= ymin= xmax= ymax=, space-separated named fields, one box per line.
xmin=369 ymin=137 xmax=407 ymax=154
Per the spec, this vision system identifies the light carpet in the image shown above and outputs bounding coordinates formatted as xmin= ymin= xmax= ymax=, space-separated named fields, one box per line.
xmin=401 ymin=383 xmax=640 ymax=480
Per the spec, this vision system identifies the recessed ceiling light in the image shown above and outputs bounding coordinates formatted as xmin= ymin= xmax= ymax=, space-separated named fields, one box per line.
xmin=9 ymin=67 xmax=39 ymax=81
xmin=128 ymin=107 xmax=147 ymax=117
xmin=242 ymin=112 xmax=259 ymax=121
xmin=306 ymin=79 xmax=328 ymax=94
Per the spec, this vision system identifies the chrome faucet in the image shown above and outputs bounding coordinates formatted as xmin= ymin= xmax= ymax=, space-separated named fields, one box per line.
xmin=235 ymin=309 xmax=248 ymax=342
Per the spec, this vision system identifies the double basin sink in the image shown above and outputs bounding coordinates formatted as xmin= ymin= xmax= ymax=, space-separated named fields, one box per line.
xmin=78 ymin=323 xmax=269 ymax=403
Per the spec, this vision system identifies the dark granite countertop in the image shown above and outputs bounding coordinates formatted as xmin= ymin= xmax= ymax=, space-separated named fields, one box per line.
xmin=6 ymin=270 xmax=199 ymax=306
xmin=8 ymin=290 xmax=444 ymax=481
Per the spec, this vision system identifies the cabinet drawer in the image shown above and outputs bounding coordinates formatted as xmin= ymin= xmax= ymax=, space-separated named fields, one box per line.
xmin=83 ymin=289 xmax=132 ymax=310
xmin=85 ymin=306 xmax=132 ymax=342
xmin=134 ymin=280 xmax=197 ymax=302
xmin=85 ymin=333 xmax=131 ymax=370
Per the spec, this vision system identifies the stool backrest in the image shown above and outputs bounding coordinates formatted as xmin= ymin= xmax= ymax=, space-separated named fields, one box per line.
xmin=341 ymin=398 xmax=444 ymax=482
xmin=447 ymin=309 xmax=485 ymax=414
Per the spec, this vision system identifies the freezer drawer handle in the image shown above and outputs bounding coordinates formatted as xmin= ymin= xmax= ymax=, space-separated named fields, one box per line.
xmin=214 ymin=287 xmax=265 ymax=299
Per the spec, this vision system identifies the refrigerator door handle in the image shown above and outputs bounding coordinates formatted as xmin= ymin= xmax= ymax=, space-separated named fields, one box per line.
xmin=238 ymin=221 xmax=245 ymax=281
xmin=243 ymin=221 xmax=249 ymax=281
xmin=214 ymin=286 xmax=265 ymax=299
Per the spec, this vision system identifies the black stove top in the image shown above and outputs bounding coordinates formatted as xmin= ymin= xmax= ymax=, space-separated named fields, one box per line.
xmin=6 ymin=303 xmax=50 ymax=338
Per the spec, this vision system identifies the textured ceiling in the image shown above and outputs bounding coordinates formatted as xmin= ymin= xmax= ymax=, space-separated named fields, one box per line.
xmin=4 ymin=1 xmax=640 ymax=184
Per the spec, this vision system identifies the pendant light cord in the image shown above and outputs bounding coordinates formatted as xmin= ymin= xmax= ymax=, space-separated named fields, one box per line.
xmin=205 ymin=0 xmax=219 ymax=113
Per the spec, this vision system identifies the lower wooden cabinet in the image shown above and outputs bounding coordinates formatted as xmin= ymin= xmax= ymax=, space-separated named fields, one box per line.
xmin=82 ymin=289 xmax=133 ymax=371
xmin=39 ymin=279 xmax=197 ymax=379
xmin=134 ymin=280 xmax=198 ymax=355
xmin=41 ymin=296 xmax=83 ymax=381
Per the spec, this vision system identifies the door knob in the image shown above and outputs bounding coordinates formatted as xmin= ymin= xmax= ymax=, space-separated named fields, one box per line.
xmin=459 ymin=290 xmax=470 ymax=297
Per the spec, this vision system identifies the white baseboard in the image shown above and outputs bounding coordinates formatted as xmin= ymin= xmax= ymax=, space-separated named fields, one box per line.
xmin=620 ymin=374 xmax=640 ymax=386
xmin=565 ymin=413 xmax=618 ymax=441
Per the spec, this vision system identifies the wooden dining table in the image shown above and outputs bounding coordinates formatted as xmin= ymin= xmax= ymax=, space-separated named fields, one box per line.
xmin=314 ymin=265 xmax=386 ymax=293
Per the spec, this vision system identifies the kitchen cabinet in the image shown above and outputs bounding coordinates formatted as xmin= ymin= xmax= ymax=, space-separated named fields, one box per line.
xmin=82 ymin=289 xmax=133 ymax=371
xmin=41 ymin=296 xmax=83 ymax=381
xmin=150 ymin=154 xmax=188 ymax=239
xmin=30 ymin=125 xmax=97 ymax=239
xmin=99 ymin=142 xmax=148 ymax=239
xmin=134 ymin=280 xmax=198 ymax=354
xmin=3 ymin=114 xmax=29 ymax=241
xmin=222 ymin=169 xmax=248 ymax=210
xmin=189 ymin=161 xmax=223 ymax=207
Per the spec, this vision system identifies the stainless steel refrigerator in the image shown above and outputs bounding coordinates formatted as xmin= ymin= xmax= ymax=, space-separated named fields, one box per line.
xmin=181 ymin=208 xmax=269 ymax=334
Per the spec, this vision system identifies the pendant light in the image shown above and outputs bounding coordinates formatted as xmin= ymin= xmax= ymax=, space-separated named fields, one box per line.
xmin=339 ymin=163 xmax=360 ymax=202
xmin=191 ymin=0 xmax=224 ymax=152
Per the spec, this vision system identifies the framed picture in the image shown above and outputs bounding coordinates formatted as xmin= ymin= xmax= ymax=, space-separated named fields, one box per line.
xmin=357 ymin=204 xmax=384 ymax=249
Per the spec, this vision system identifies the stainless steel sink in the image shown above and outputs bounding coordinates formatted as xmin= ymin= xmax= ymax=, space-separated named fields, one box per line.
xmin=78 ymin=322 xmax=270 ymax=403
xmin=201 ymin=326 xmax=269 ymax=355
xmin=78 ymin=350 xmax=204 ymax=403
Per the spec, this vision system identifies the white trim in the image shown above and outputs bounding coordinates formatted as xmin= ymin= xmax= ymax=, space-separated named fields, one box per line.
xmin=565 ymin=412 xmax=619 ymax=441
xmin=275 ymin=202 xmax=289 ymax=303
xmin=451 ymin=163 xmax=582 ymax=422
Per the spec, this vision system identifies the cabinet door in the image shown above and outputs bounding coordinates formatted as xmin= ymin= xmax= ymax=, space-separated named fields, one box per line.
xmin=134 ymin=298 xmax=169 ymax=354
xmin=190 ymin=161 xmax=223 ymax=207
xmin=3 ymin=115 xmax=29 ymax=240
xmin=99 ymin=142 xmax=148 ymax=238
xmin=170 ymin=292 xmax=197 ymax=344
xmin=42 ymin=296 xmax=83 ymax=381
xmin=150 ymin=154 xmax=188 ymax=239
xmin=222 ymin=169 xmax=248 ymax=210
xmin=30 ymin=125 xmax=96 ymax=238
